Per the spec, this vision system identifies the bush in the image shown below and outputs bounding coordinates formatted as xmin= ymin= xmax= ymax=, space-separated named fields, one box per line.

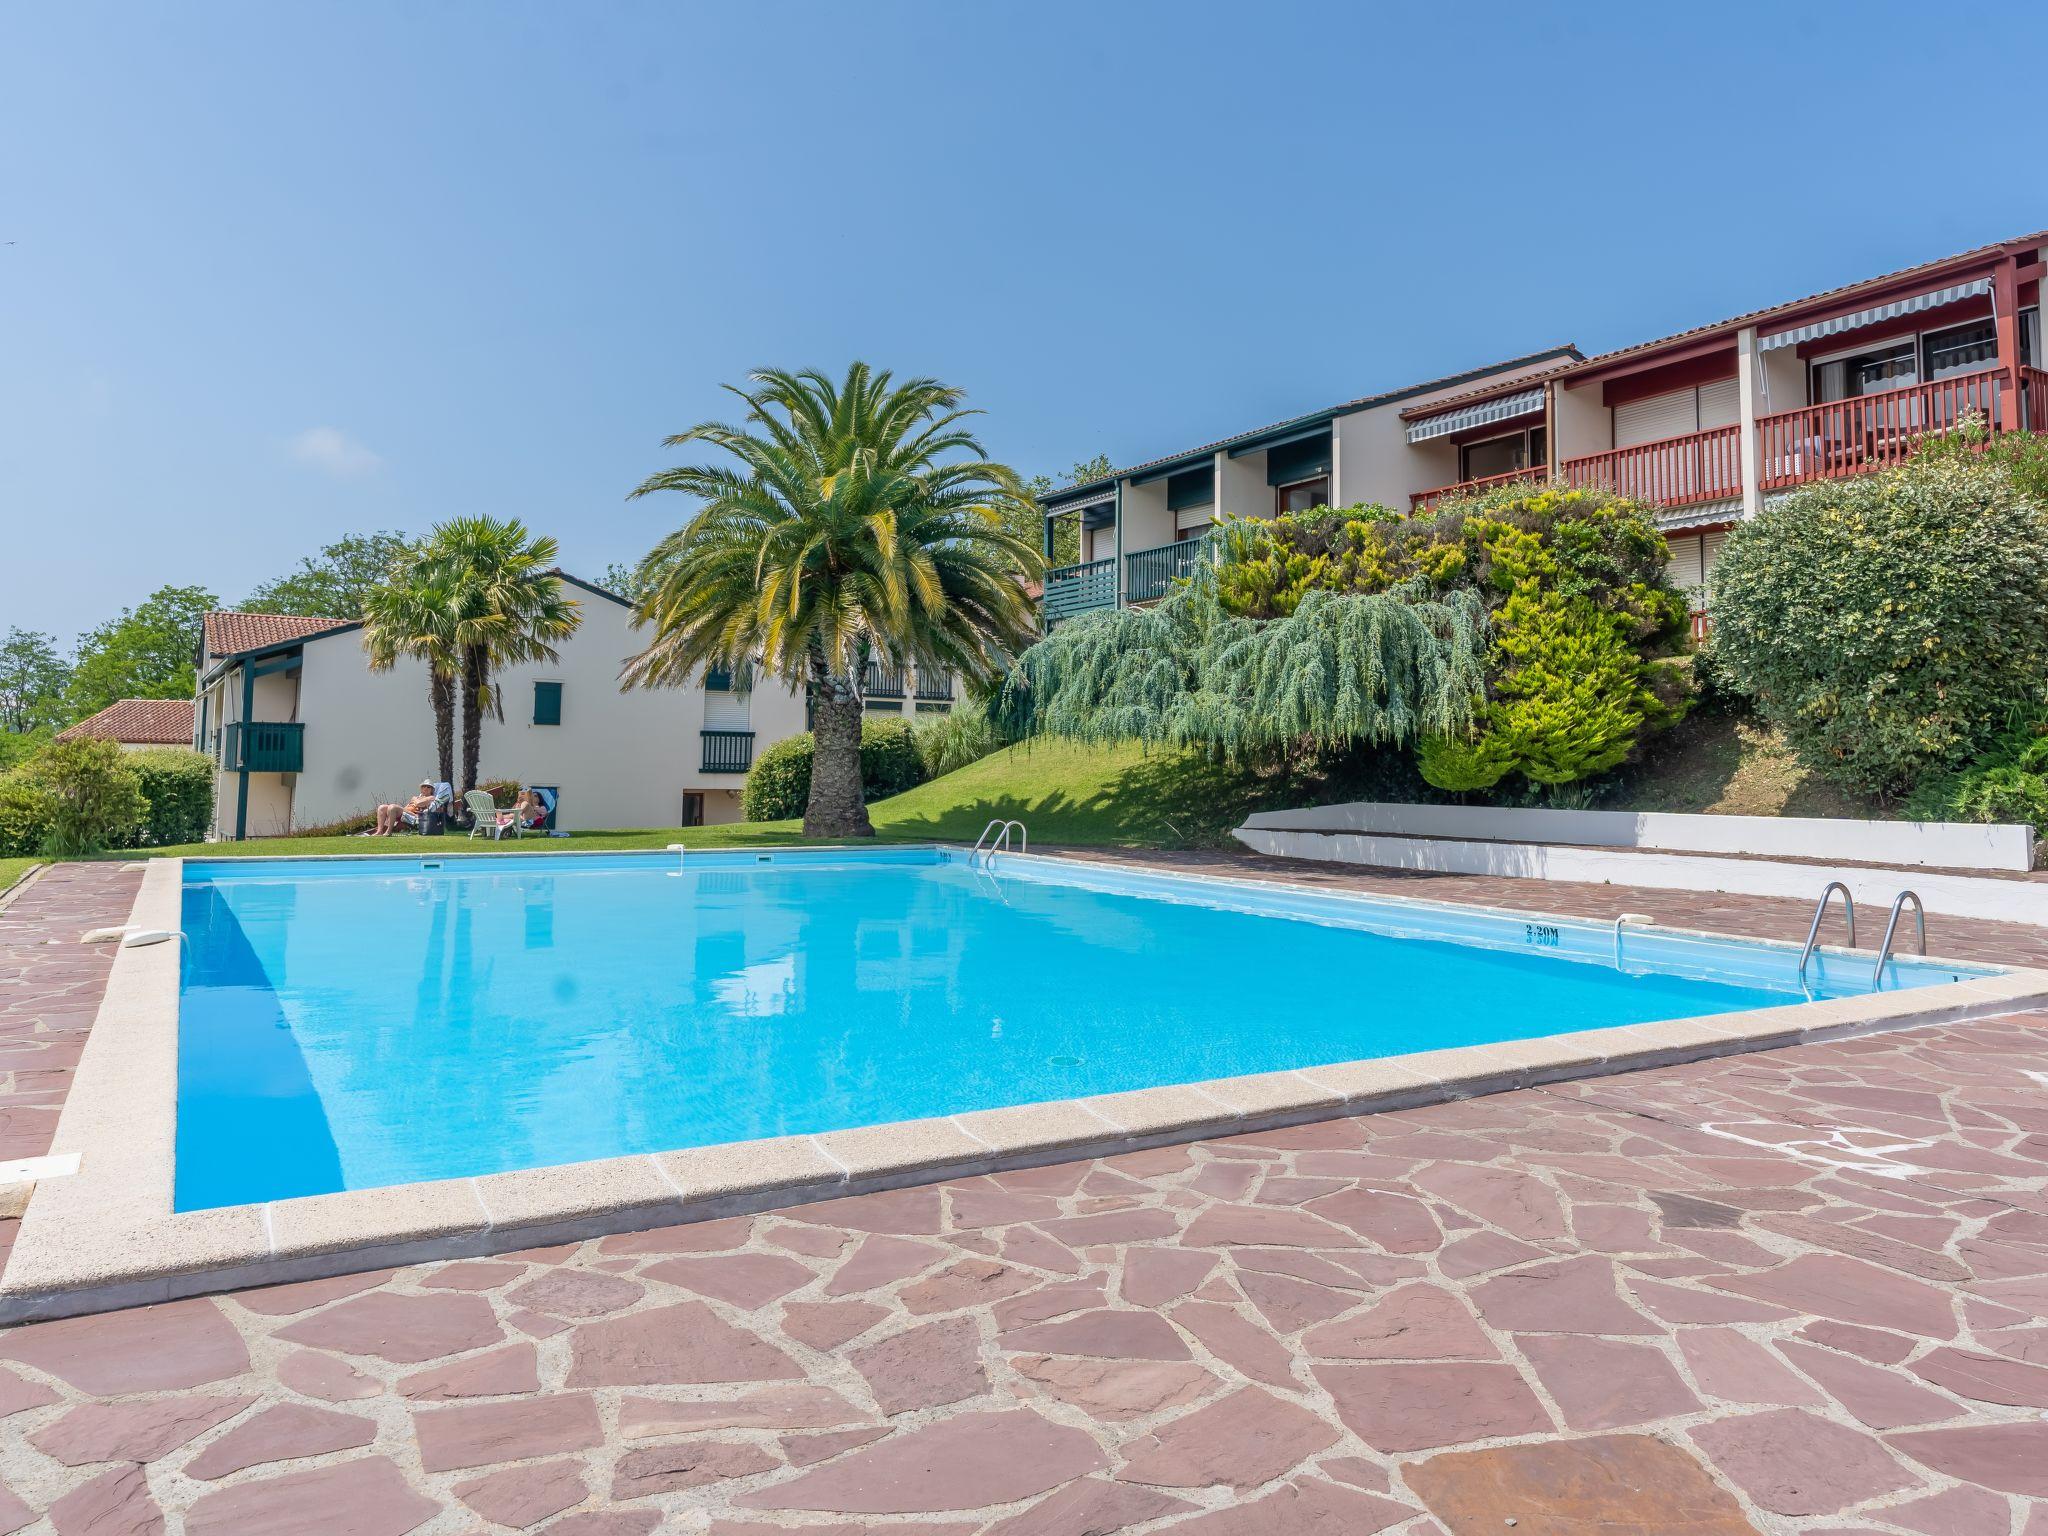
xmin=1711 ymin=458 xmax=2048 ymax=798
xmin=913 ymin=700 xmax=1006 ymax=780
xmin=16 ymin=738 xmax=146 ymax=856
xmin=0 ymin=773 xmax=54 ymax=857
xmin=741 ymin=718 xmax=930 ymax=821
xmin=128 ymin=748 xmax=214 ymax=847
xmin=1905 ymin=712 xmax=2048 ymax=844
xmin=1212 ymin=483 xmax=1692 ymax=792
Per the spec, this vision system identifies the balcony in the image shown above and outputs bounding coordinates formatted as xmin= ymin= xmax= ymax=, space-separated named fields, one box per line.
xmin=700 ymin=729 xmax=755 ymax=773
xmin=862 ymin=660 xmax=906 ymax=701
xmin=1562 ymin=423 xmax=1742 ymax=510
xmin=1125 ymin=536 xmax=1211 ymax=605
xmin=914 ymin=670 xmax=955 ymax=707
xmin=1042 ymin=557 xmax=1117 ymax=626
xmin=225 ymin=720 xmax=304 ymax=774
xmin=1410 ymin=467 xmax=1544 ymax=513
xmin=1758 ymin=371 xmax=2011 ymax=491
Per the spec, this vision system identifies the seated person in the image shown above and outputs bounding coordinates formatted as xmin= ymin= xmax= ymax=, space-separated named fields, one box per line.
xmin=375 ymin=781 xmax=437 ymax=835
xmin=497 ymin=787 xmax=548 ymax=833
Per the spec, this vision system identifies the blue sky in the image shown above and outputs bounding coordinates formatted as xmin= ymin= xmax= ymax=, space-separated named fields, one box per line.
xmin=5 ymin=1 xmax=2045 ymax=639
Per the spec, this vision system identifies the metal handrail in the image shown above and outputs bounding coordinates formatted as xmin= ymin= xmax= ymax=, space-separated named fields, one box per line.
xmin=1611 ymin=912 xmax=1652 ymax=966
xmin=1872 ymin=890 xmax=1926 ymax=989
xmin=1797 ymin=882 xmax=1856 ymax=978
xmin=969 ymin=818 xmax=1027 ymax=867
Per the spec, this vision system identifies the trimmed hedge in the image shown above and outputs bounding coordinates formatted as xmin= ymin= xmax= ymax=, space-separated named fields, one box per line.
xmin=742 ymin=718 xmax=927 ymax=821
xmin=1711 ymin=457 xmax=2048 ymax=798
xmin=0 ymin=738 xmax=147 ymax=856
xmin=128 ymin=748 xmax=214 ymax=847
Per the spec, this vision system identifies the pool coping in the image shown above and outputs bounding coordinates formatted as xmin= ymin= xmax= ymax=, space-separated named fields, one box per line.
xmin=6 ymin=848 xmax=2047 ymax=1322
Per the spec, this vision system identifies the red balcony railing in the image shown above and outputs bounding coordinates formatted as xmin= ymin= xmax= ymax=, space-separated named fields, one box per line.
xmin=1560 ymin=424 xmax=1742 ymax=509
xmin=1757 ymin=370 xmax=2007 ymax=490
xmin=1690 ymin=609 xmax=1711 ymax=643
xmin=2023 ymin=366 xmax=2048 ymax=433
xmin=1409 ymin=467 xmax=1543 ymax=513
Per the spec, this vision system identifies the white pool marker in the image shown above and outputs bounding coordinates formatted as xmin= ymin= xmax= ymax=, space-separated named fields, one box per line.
xmin=0 ymin=1152 xmax=80 ymax=1184
xmin=120 ymin=929 xmax=181 ymax=948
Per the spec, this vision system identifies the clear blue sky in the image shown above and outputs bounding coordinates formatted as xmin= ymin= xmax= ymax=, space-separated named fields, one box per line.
xmin=5 ymin=1 xmax=2044 ymax=639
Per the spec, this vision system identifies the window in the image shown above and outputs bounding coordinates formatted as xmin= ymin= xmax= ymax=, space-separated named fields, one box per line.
xmin=1460 ymin=433 xmax=1527 ymax=482
xmin=1276 ymin=477 xmax=1329 ymax=516
xmin=705 ymin=666 xmax=733 ymax=692
xmin=532 ymin=681 xmax=562 ymax=726
xmin=681 ymin=791 xmax=705 ymax=828
xmin=1924 ymin=320 xmax=1996 ymax=379
xmin=1814 ymin=341 xmax=1916 ymax=403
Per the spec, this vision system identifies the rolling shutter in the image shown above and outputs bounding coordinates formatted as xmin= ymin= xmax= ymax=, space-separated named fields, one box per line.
xmin=1666 ymin=534 xmax=1705 ymax=595
xmin=1697 ymin=378 xmax=1741 ymax=430
xmin=1614 ymin=390 xmax=1697 ymax=448
xmin=1266 ymin=433 xmax=1333 ymax=487
xmin=704 ymin=690 xmax=749 ymax=730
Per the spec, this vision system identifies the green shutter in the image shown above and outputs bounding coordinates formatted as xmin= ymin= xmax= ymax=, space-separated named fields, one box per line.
xmin=1266 ymin=433 xmax=1333 ymax=487
xmin=532 ymin=681 xmax=563 ymax=726
xmin=1166 ymin=468 xmax=1215 ymax=512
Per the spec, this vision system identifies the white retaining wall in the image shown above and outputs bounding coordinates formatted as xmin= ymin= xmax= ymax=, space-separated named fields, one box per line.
xmin=1239 ymin=801 xmax=2034 ymax=873
xmin=1233 ymin=826 xmax=2048 ymax=927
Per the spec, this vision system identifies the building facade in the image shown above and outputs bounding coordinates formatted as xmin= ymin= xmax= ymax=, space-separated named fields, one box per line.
xmin=189 ymin=574 xmax=949 ymax=840
xmin=1042 ymin=231 xmax=2047 ymax=636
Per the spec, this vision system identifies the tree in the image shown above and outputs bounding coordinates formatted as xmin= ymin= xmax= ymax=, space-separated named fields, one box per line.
xmin=624 ymin=363 xmax=1041 ymax=837
xmin=1025 ymin=453 xmax=1114 ymax=568
xmin=0 ymin=628 xmax=70 ymax=734
xmin=597 ymin=559 xmax=654 ymax=604
xmin=361 ymin=564 xmax=462 ymax=792
xmin=64 ymin=585 xmax=216 ymax=721
xmin=244 ymin=531 xmax=412 ymax=618
xmin=422 ymin=517 xmax=582 ymax=796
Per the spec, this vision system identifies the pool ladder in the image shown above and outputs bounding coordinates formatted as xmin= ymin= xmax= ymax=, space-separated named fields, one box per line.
xmin=971 ymin=818 xmax=1027 ymax=867
xmin=1796 ymin=882 xmax=1925 ymax=988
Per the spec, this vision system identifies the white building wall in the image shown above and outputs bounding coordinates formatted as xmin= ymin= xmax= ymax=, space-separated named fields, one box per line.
xmin=1215 ymin=448 xmax=1268 ymax=523
xmin=215 ymin=586 xmax=809 ymax=835
xmin=1117 ymin=479 xmax=1174 ymax=594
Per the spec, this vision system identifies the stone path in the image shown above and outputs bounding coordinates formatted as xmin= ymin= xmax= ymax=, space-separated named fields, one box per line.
xmin=3 ymin=859 xmax=2048 ymax=1533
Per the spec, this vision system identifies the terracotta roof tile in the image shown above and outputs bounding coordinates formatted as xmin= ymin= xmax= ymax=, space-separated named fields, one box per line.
xmin=202 ymin=611 xmax=353 ymax=659
xmin=56 ymin=698 xmax=195 ymax=746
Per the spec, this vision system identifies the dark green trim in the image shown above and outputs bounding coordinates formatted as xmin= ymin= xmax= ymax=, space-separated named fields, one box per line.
xmin=233 ymin=663 xmax=254 ymax=842
xmin=1165 ymin=467 xmax=1215 ymax=512
xmin=532 ymin=680 xmax=563 ymax=726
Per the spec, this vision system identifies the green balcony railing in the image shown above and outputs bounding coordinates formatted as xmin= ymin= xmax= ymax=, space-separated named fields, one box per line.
xmin=1125 ymin=535 xmax=1211 ymax=605
xmin=701 ymin=729 xmax=755 ymax=773
xmin=1042 ymin=557 xmax=1117 ymax=625
xmin=226 ymin=720 xmax=304 ymax=774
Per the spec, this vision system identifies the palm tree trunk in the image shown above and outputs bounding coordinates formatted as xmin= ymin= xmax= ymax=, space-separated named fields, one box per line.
xmin=460 ymin=645 xmax=487 ymax=800
xmin=804 ymin=652 xmax=873 ymax=839
xmin=430 ymin=669 xmax=456 ymax=791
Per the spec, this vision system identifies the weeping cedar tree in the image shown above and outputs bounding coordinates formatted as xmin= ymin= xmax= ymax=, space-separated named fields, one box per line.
xmin=999 ymin=560 xmax=1488 ymax=764
xmin=622 ymin=365 xmax=1041 ymax=838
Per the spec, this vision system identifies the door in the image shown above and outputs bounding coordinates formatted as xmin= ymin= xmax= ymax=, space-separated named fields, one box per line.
xmin=681 ymin=792 xmax=705 ymax=828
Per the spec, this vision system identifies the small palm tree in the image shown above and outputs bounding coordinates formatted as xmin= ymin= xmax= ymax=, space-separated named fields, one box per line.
xmin=421 ymin=517 xmax=583 ymax=797
xmin=624 ymin=364 xmax=1041 ymax=837
xmin=362 ymin=556 xmax=459 ymax=791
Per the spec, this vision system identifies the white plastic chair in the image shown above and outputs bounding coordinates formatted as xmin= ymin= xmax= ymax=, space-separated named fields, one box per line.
xmin=464 ymin=789 xmax=503 ymax=840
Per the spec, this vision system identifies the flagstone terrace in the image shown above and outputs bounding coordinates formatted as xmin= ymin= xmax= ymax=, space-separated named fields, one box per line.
xmin=2 ymin=860 xmax=2047 ymax=1533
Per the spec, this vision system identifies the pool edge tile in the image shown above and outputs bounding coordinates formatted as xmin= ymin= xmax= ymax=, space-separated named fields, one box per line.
xmin=952 ymin=1101 xmax=1121 ymax=1159
xmin=657 ymin=1136 xmax=846 ymax=1203
xmin=474 ymin=1155 xmax=684 ymax=1234
xmin=814 ymin=1118 xmax=991 ymax=1178
xmin=266 ymin=1179 xmax=491 ymax=1262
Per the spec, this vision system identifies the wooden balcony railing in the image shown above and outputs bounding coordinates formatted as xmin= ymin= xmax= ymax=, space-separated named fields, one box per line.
xmin=1125 ymin=536 xmax=1211 ymax=605
xmin=1690 ymin=609 xmax=1711 ymax=643
xmin=226 ymin=720 xmax=304 ymax=774
xmin=700 ymin=730 xmax=755 ymax=773
xmin=1757 ymin=371 xmax=2007 ymax=491
xmin=1043 ymin=557 xmax=1117 ymax=625
xmin=1409 ymin=468 xmax=1543 ymax=513
xmin=2023 ymin=366 xmax=2048 ymax=433
xmin=1561 ymin=424 xmax=1743 ymax=509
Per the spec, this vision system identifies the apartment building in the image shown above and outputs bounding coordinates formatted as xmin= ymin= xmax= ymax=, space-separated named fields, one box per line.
xmin=1041 ymin=230 xmax=2047 ymax=636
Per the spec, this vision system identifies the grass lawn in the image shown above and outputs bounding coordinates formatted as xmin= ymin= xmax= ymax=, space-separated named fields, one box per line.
xmin=0 ymin=858 xmax=39 ymax=896
xmin=92 ymin=740 xmax=1273 ymax=863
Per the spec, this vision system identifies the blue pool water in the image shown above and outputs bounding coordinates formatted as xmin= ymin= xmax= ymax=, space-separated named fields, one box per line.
xmin=175 ymin=848 xmax=1983 ymax=1209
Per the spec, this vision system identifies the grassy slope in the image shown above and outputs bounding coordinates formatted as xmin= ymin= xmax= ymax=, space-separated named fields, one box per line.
xmin=97 ymin=741 xmax=1268 ymax=862
xmin=1602 ymin=706 xmax=1879 ymax=819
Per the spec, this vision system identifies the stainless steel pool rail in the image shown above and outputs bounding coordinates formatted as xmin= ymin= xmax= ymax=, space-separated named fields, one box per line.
xmin=971 ymin=819 xmax=1027 ymax=867
xmin=1872 ymin=890 xmax=1926 ymax=989
xmin=1797 ymin=882 xmax=1856 ymax=979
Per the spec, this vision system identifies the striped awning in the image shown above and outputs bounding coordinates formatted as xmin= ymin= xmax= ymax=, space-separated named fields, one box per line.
xmin=1405 ymin=387 xmax=1545 ymax=444
xmin=1759 ymin=278 xmax=1992 ymax=352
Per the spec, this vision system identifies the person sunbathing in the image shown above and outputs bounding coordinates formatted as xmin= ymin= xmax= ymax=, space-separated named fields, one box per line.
xmin=375 ymin=782 xmax=437 ymax=835
xmin=497 ymin=788 xmax=548 ymax=834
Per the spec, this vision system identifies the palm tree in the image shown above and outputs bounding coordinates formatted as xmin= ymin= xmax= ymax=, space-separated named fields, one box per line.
xmin=361 ymin=557 xmax=460 ymax=792
xmin=420 ymin=517 xmax=583 ymax=798
xmin=623 ymin=364 xmax=1041 ymax=837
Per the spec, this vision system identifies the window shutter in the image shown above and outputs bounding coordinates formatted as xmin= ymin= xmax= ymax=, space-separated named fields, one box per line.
xmin=532 ymin=681 xmax=563 ymax=726
xmin=1697 ymin=378 xmax=1741 ymax=430
xmin=1165 ymin=467 xmax=1215 ymax=512
xmin=1614 ymin=390 xmax=1698 ymax=448
xmin=1265 ymin=433 xmax=1333 ymax=487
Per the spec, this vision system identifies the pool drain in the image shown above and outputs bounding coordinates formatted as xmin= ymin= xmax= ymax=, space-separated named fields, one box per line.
xmin=1048 ymin=1054 xmax=1082 ymax=1067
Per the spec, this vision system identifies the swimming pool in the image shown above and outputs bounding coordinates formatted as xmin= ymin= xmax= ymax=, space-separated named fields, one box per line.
xmin=173 ymin=847 xmax=1985 ymax=1211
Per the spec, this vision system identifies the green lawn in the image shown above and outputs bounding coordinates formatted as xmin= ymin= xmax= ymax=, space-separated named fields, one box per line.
xmin=93 ymin=740 xmax=1271 ymax=863
xmin=0 ymin=858 xmax=39 ymax=896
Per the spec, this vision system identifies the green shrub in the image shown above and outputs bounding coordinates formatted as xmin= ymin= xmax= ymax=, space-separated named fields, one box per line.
xmin=913 ymin=700 xmax=1006 ymax=780
xmin=1711 ymin=458 xmax=2048 ymax=798
xmin=741 ymin=718 xmax=930 ymax=821
xmin=128 ymin=747 xmax=214 ymax=846
xmin=0 ymin=773 xmax=53 ymax=857
xmin=1905 ymin=712 xmax=2048 ymax=843
xmin=0 ymin=728 xmax=52 ymax=773
xmin=18 ymin=738 xmax=146 ymax=856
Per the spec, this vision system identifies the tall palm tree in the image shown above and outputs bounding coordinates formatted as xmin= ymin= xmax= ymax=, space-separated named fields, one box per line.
xmin=361 ymin=557 xmax=459 ymax=791
xmin=421 ymin=517 xmax=583 ymax=797
xmin=623 ymin=364 xmax=1042 ymax=837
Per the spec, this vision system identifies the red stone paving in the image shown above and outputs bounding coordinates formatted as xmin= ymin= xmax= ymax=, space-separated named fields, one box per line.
xmin=4 ymin=859 xmax=2048 ymax=1531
